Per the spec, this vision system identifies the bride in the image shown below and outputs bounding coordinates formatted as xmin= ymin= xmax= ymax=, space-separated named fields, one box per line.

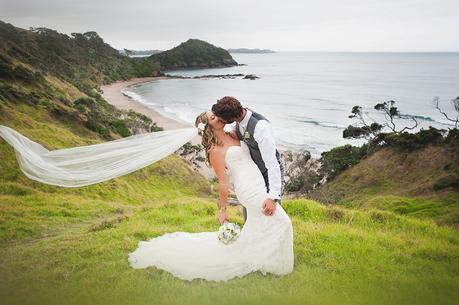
xmin=128 ymin=111 xmax=294 ymax=281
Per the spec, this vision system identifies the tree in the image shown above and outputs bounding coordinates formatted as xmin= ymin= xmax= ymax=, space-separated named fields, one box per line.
xmin=433 ymin=96 xmax=459 ymax=128
xmin=374 ymin=100 xmax=418 ymax=133
xmin=344 ymin=100 xmax=418 ymax=141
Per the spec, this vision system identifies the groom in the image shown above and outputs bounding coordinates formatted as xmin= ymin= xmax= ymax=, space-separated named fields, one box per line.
xmin=211 ymin=96 xmax=284 ymax=222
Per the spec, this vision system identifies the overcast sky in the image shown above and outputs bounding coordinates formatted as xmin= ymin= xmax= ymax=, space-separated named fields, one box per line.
xmin=1 ymin=0 xmax=458 ymax=52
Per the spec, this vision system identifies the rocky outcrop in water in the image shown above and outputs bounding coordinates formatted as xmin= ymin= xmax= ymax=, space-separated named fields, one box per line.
xmin=166 ymin=73 xmax=245 ymax=79
xmin=243 ymin=74 xmax=259 ymax=80
xmin=165 ymin=73 xmax=259 ymax=80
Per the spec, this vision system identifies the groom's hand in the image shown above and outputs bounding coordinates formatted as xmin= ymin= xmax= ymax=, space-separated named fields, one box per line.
xmin=262 ymin=198 xmax=277 ymax=216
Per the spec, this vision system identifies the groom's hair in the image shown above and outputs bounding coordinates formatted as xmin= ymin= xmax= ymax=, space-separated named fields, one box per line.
xmin=212 ymin=96 xmax=243 ymax=123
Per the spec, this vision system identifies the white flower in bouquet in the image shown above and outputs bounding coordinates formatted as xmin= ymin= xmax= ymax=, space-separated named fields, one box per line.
xmin=217 ymin=222 xmax=241 ymax=245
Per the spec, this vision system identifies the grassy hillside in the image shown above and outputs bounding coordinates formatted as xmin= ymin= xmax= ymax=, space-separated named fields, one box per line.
xmin=0 ymin=21 xmax=160 ymax=92
xmin=1 ymin=92 xmax=458 ymax=305
xmin=0 ymin=98 xmax=210 ymax=243
xmin=312 ymin=143 xmax=459 ymax=227
xmin=1 ymin=192 xmax=458 ymax=305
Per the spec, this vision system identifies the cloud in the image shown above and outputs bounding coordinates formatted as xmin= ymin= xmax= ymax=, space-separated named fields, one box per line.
xmin=1 ymin=0 xmax=458 ymax=51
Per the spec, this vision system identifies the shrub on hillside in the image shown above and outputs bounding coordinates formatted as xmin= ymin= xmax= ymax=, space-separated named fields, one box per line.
xmin=73 ymin=97 xmax=162 ymax=138
xmin=372 ymin=127 xmax=446 ymax=151
xmin=0 ymin=59 xmax=14 ymax=79
xmin=433 ymin=174 xmax=459 ymax=191
xmin=74 ymin=97 xmax=96 ymax=111
xmin=11 ymin=65 xmax=36 ymax=83
xmin=446 ymin=128 xmax=459 ymax=142
xmin=320 ymin=144 xmax=367 ymax=180
xmin=110 ymin=120 xmax=131 ymax=137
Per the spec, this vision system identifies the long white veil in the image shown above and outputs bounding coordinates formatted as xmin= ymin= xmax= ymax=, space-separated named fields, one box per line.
xmin=0 ymin=125 xmax=197 ymax=187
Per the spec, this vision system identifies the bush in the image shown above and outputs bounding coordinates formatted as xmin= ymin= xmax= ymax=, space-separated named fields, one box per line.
xmin=195 ymin=156 xmax=206 ymax=162
xmin=433 ymin=174 xmax=459 ymax=191
xmin=284 ymin=178 xmax=304 ymax=193
xmin=320 ymin=144 xmax=367 ymax=179
xmin=12 ymin=65 xmax=36 ymax=82
xmin=0 ymin=60 xmax=14 ymax=79
xmin=110 ymin=120 xmax=131 ymax=137
xmin=85 ymin=119 xmax=110 ymax=138
xmin=180 ymin=142 xmax=203 ymax=155
xmin=343 ymin=123 xmax=382 ymax=139
xmin=74 ymin=97 xmax=96 ymax=110
xmin=446 ymin=128 xmax=459 ymax=142
xmin=373 ymin=127 xmax=446 ymax=151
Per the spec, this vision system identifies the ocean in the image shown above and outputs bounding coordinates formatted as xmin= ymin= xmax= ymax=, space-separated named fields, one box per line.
xmin=122 ymin=52 xmax=459 ymax=156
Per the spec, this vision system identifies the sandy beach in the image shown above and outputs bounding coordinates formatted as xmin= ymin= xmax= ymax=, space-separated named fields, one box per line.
xmin=101 ymin=77 xmax=214 ymax=179
xmin=100 ymin=77 xmax=191 ymax=131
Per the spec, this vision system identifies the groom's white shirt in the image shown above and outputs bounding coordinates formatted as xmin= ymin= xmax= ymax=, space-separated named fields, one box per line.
xmin=225 ymin=109 xmax=282 ymax=201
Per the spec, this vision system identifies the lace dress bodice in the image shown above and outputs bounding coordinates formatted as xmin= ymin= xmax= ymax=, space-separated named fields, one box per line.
xmin=225 ymin=143 xmax=268 ymax=210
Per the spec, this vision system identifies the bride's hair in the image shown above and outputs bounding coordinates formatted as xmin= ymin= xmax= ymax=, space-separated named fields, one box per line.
xmin=195 ymin=112 xmax=222 ymax=167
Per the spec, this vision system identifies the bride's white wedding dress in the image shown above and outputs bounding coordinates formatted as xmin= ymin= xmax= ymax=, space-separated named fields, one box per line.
xmin=0 ymin=125 xmax=293 ymax=281
xmin=128 ymin=142 xmax=294 ymax=281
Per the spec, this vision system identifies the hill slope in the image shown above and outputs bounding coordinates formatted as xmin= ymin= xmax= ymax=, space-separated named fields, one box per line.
xmin=0 ymin=21 xmax=166 ymax=139
xmin=312 ymin=143 xmax=459 ymax=226
xmin=0 ymin=20 xmax=458 ymax=305
xmin=1 ymin=85 xmax=458 ymax=305
xmin=0 ymin=21 xmax=160 ymax=92
xmin=150 ymin=39 xmax=238 ymax=70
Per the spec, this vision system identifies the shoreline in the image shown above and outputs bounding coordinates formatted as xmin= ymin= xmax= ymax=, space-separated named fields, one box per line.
xmin=101 ymin=76 xmax=215 ymax=179
xmin=100 ymin=77 xmax=191 ymax=131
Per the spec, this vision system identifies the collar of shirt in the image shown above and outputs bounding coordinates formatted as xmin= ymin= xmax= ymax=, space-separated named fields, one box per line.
xmin=239 ymin=108 xmax=252 ymax=131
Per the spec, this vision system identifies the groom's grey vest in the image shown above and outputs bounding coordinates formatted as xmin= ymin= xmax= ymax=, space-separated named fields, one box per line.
xmin=235 ymin=110 xmax=284 ymax=195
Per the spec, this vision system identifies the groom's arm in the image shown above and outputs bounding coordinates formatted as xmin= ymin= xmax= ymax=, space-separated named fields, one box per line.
xmin=253 ymin=120 xmax=282 ymax=201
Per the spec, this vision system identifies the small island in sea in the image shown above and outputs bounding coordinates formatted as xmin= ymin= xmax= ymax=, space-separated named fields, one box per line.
xmin=151 ymin=39 xmax=238 ymax=70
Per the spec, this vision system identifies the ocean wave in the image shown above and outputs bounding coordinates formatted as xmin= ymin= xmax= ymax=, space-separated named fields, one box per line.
xmin=120 ymin=88 xmax=148 ymax=104
xmin=161 ymin=104 xmax=204 ymax=124
xmin=293 ymin=117 xmax=346 ymax=130
xmin=276 ymin=138 xmax=318 ymax=153
xmin=399 ymin=113 xmax=456 ymax=127
xmin=399 ymin=113 xmax=435 ymax=121
xmin=319 ymin=107 xmax=345 ymax=112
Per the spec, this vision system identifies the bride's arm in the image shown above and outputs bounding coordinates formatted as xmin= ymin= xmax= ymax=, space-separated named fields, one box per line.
xmin=209 ymin=147 xmax=229 ymax=224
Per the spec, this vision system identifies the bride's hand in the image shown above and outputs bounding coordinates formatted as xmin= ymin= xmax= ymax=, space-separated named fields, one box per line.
xmin=218 ymin=209 xmax=229 ymax=224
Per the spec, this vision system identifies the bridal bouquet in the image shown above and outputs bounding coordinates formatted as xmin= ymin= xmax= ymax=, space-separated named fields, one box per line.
xmin=217 ymin=222 xmax=241 ymax=245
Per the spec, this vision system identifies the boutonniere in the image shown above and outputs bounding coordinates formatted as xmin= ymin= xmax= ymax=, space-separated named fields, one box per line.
xmin=243 ymin=131 xmax=251 ymax=140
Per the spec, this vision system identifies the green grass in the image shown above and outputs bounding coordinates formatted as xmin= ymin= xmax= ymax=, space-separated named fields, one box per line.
xmin=0 ymin=198 xmax=458 ymax=305
xmin=314 ymin=145 xmax=459 ymax=226
xmin=1 ymin=87 xmax=458 ymax=305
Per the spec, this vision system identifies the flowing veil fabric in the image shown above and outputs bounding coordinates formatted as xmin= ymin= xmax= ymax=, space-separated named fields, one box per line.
xmin=0 ymin=125 xmax=197 ymax=187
